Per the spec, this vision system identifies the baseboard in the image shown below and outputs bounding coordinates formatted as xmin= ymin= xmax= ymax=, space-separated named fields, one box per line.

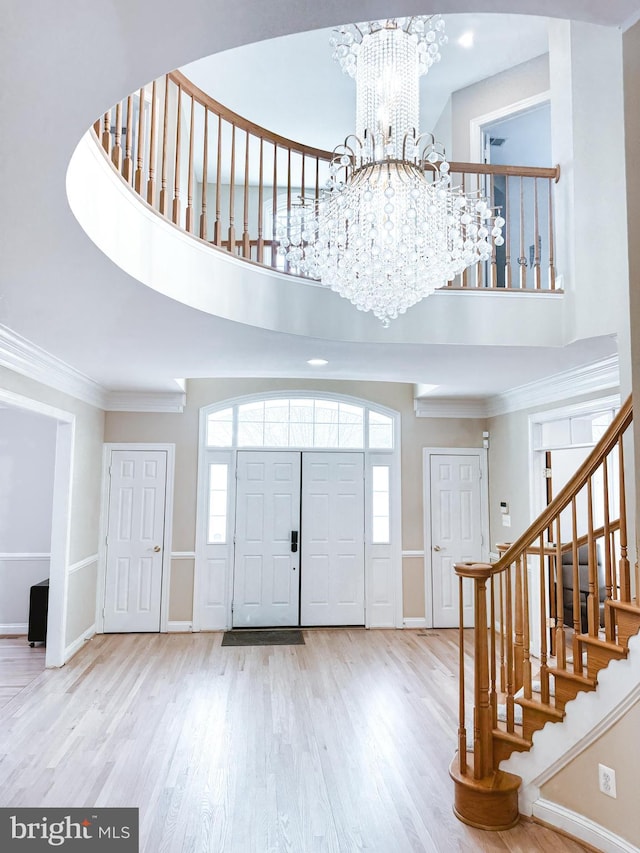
xmin=0 ymin=623 xmax=28 ymax=634
xmin=533 ymin=798 xmax=640 ymax=853
xmin=64 ymin=624 xmax=96 ymax=663
xmin=167 ymin=621 xmax=193 ymax=632
xmin=403 ymin=617 xmax=428 ymax=629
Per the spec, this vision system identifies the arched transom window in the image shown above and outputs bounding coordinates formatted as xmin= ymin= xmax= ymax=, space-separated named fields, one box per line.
xmin=205 ymin=396 xmax=394 ymax=450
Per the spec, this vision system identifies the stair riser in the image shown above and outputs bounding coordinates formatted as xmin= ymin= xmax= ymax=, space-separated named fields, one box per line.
xmin=521 ymin=706 xmax=563 ymax=743
xmin=493 ymin=738 xmax=530 ymax=765
xmin=616 ymin=610 xmax=640 ymax=649
xmin=583 ymin=644 xmax=626 ymax=680
xmin=551 ymin=672 xmax=596 ymax=713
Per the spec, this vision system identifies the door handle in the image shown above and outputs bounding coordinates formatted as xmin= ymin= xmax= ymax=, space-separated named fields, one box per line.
xmin=433 ymin=545 xmax=442 ymax=552
xmin=291 ymin=531 xmax=298 ymax=553
xmin=153 ymin=545 xmax=161 ymax=553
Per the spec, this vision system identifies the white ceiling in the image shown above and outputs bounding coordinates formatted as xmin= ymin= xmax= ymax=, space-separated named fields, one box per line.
xmin=1 ymin=0 xmax=637 ymax=402
xmin=182 ymin=14 xmax=550 ymax=151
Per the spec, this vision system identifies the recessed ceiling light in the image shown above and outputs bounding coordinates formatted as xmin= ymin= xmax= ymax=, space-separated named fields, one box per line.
xmin=307 ymin=358 xmax=328 ymax=366
xmin=458 ymin=31 xmax=474 ymax=49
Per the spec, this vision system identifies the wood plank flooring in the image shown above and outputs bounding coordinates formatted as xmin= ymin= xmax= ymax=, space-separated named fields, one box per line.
xmin=0 ymin=629 xmax=589 ymax=852
xmin=0 ymin=636 xmax=46 ymax=708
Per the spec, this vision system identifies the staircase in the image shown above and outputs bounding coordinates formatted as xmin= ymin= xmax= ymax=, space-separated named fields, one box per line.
xmin=449 ymin=396 xmax=640 ymax=829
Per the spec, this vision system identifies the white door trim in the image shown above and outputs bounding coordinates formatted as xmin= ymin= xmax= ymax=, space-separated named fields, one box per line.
xmin=469 ymin=90 xmax=551 ymax=163
xmin=0 ymin=387 xmax=75 ymax=669
xmin=97 ymin=443 xmax=175 ymax=633
xmin=423 ymin=447 xmax=490 ymax=629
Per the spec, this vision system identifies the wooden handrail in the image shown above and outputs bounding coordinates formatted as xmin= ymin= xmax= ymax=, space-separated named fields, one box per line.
xmin=452 ymin=395 xmax=637 ymax=830
xmin=495 ymin=396 xmax=632 ymax=573
xmin=169 ymin=70 xmax=333 ymax=161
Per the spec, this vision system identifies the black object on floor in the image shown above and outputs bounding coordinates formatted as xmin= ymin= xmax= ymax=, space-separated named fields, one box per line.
xmin=221 ymin=629 xmax=305 ymax=647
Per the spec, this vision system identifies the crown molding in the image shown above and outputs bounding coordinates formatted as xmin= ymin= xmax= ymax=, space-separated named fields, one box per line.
xmin=414 ymin=397 xmax=488 ymax=418
xmin=0 ymin=325 xmax=187 ymax=412
xmin=0 ymin=324 xmax=108 ymax=408
xmin=105 ymin=391 xmax=186 ymax=412
xmin=414 ymin=356 xmax=620 ymax=420
xmin=486 ymin=355 xmax=620 ymax=417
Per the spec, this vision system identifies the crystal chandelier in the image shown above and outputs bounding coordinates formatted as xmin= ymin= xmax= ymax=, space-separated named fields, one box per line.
xmin=277 ymin=16 xmax=504 ymax=326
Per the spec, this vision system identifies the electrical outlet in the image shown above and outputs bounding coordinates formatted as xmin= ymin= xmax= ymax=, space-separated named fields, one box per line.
xmin=598 ymin=764 xmax=617 ymax=798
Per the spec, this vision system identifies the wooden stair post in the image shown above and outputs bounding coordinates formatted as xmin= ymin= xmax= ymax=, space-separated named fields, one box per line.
xmin=449 ymin=562 xmax=521 ymax=831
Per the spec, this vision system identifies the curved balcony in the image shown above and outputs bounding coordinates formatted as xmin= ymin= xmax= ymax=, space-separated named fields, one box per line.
xmin=67 ymin=68 xmax=565 ymax=346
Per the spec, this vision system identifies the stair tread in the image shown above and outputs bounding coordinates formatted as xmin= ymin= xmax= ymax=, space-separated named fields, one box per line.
xmin=605 ymin=598 xmax=640 ymax=615
xmin=577 ymin=634 xmax=628 ymax=654
xmin=492 ymin=727 xmax=531 ymax=747
xmin=550 ymin=669 xmax=597 ymax=688
xmin=514 ymin=694 xmax=564 ymax=719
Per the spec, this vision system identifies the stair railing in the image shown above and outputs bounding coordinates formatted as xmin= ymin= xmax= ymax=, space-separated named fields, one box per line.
xmin=451 ymin=395 xmax=635 ymax=829
xmin=93 ymin=71 xmax=561 ymax=290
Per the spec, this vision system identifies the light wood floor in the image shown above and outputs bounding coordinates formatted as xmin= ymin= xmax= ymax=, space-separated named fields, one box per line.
xmin=0 ymin=629 xmax=589 ymax=852
xmin=0 ymin=636 xmax=46 ymax=708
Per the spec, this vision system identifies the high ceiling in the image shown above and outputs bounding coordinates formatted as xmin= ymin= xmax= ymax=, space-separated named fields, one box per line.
xmin=182 ymin=15 xmax=550 ymax=151
xmin=1 ymin=0 xmax=637 ymax=401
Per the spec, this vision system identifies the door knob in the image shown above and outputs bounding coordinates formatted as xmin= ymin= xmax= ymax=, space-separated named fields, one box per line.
xmin=153 ymin=545 xmax=161 ymax=553
xmin=433 ymin=545 xmax=442 ymax=552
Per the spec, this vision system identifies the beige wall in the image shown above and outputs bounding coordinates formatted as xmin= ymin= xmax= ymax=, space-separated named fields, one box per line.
xmin=169 ymin=558 xmax=195 ymax=622
xmin=0 ymin=367 xmax=105 ymax=648
xmin=541 ymin=698 xmax=640 ymax=847
xmin=451 ymin=54 xmax=549 ymax=161
xmin=486 ymin=391 xmax=620 ymax=553
xmin=105 ymin=378 xmax=486 ymax=621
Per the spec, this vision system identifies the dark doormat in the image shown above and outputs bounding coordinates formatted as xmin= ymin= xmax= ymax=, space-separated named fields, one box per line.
xmin=221 ymin=629 xmax=305 ymax=647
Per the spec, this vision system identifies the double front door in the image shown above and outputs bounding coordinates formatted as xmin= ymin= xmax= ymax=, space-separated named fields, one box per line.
xmin=233 ymin=451 xmax=365 ymax=627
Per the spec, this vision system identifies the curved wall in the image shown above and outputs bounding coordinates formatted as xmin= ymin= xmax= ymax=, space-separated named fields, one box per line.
xmin=67 ymin=132 xmax=566 ymax=347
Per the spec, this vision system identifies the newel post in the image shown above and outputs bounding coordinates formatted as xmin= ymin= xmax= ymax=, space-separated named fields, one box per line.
xmin=449 ymin=562 xmax=521 ymax=831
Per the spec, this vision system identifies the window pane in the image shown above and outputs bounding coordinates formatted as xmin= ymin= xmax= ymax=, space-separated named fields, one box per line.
xmin=208 ymin=516 xmax=227 ymax=543
xmin=238 ymin=421 xmax=264 ymax=446
xmin=369 ymin=423 xmax=393 ymax=449
xmin=290 ymin=400 xmax=315 ymax=422
xmin=208 ymin=464 xmax=228 ymax=544
xmin=339 ymin=403 xmax=363 ymax=424
xmin=209 ymin=408 xmax=233 ymax=422
xmin=290 ymin=421 xmax=313 ymax=446
xmin=264 ymin=399 xmax=290 ymax=422
xmin=207 ymin=408 xmax=233 ymax=446
xmin=315 ymin=401 xmax=339 ymax=423
xmin=372 ymin=491 xmax=389 ymax=516
xmin=264 ymin=421 xmax=289 ymax=447
xmin=206 ymin=421 xmax=233 ymax=447
xmin=339 ymin=423 xmax=363 ymax=448
xmin=314 ymin=422 xmax=339 ymax=448
xmin=372 ymin=517 xmax=390 ymax=543
xmin=372 ymin=464 xmax=390 ymax=544
xmin=238 ymin=401 xmax=264 ymax=422
xmin=209 ymin=491 xmax=227 ymax=515
xmin=372 ymin=466 xmax=389 ymax=490
xmin=369 ymin=410 xmax=391 ymax=425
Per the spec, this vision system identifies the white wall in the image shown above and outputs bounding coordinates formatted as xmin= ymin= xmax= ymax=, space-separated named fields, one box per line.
xmin=451 ymin=54 xmax=549 ymax=162
xmin=0 ymin=407 xmax=57 ymax=629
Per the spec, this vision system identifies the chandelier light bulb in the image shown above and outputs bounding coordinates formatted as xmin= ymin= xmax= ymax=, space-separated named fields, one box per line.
xmin=276 ymin=15 xmax=502 ymax=325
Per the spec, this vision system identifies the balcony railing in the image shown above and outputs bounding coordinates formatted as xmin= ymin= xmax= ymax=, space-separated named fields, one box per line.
xmin=94 ymin=71 xmax=561 ymax=292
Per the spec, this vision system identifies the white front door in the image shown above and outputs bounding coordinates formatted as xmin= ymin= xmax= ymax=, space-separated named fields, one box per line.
xmin=301 ymin=452 xmax=364 ymax=626
xmin=233 ymin=451 xmax=301 ymax=627
xmin=430 ymin=453 xmax=483 ymax=628
xmin=104 ymin=450 xmax=167 ymax=632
